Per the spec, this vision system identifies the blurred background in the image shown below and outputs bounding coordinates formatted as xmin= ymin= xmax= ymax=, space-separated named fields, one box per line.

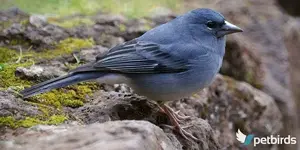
xmin=1 ymin=0 xmax=182 ymax=18
xmin=1 ymin=0 xmax=300 ymax=150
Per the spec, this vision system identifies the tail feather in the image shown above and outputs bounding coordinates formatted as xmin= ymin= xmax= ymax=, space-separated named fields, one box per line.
xmin=21 ymin=72 xmax=102 ymax=98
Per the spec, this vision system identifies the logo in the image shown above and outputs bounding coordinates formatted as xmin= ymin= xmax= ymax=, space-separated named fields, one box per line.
xmin=236 ymin=129 xmax=297 ymax=146
xmin=236 ymin=129 xmax=254 ymax=145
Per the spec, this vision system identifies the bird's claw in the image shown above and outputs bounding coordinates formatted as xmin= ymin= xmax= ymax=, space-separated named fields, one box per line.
xmin=159 ymin=104 xmax=199 ymax=141
xmin=164 ymin=104 xmax=191 ymax=122
xmin=174 ymin=110 xmax=191 ymax=120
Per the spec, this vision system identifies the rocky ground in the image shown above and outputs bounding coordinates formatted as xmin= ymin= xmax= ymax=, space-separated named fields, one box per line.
xmin=0 ymin=0 xmax=299 ymax=150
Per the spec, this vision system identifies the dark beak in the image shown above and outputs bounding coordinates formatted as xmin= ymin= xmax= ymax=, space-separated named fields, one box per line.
xmin=217 ymin=21 xmax=243 ymax=37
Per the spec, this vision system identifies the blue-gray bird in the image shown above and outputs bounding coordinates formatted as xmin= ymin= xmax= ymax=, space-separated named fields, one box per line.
xmin=21 ymin=8 xmax=242 ymax=140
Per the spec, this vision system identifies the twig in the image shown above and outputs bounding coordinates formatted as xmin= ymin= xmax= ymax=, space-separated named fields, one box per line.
xmin=15 ymin=46 xmax=23 ymax=63
xmin=73 ymin=53 xmax=80 ymax=64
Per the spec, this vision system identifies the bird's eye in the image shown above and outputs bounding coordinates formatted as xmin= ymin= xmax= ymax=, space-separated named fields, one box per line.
xmin=206 ymin=21 xmax=217 ymax=29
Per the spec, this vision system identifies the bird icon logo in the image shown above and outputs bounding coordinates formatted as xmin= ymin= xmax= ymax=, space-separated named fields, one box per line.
xmin=236 ymin=129 xmax=254 ymax=145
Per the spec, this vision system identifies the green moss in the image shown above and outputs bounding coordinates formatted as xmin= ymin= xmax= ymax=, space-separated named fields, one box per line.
xmin=8 ymin=39 xmax=31 ymax=47
xmin=143 ymin=23 xmax=152 ymax=31
xmin=49 ymin=17 xmax=94 ymax=28
xmin=97 ymin=0 xmax=182 ymax=18
xmin=222 ymin=75 xmax=237 ymax=91
xmin=0 ymin=47 xmax=18 ymax=63
xmin=245 ymin=71 xmax=263 ymax=89
xmin=46 ymin=115 xmax=68 ymax=125
xmin=32 ymin=82 xmax=100 ymax=108
xmin=0 ymin=60 xmax=33 ymax=89
xmin=0 ymin=64 xmax=4 ymax=71
xmin=0 ymin=38 xmax=96 ymax=97
xmin=0 ymin=38 xmax=97 ymax=128
xmin=0 ymin=116 xmax=17 ymax=128
xmin=19 ymin=117 xmax=44 ymax=127
xmin=223 ymin=75 xmax=252 ymax=101
xmin=1 ymin=0 xmax=182 ymax=19
xmin=20 ymin=19 xmax=30 ymax=26
xmin=0 ymin=115 xmax=67 ymax=128
xmin=38 ymin=38 xmax=94 ymax=59
xmin=61 ymin=99 xmax=84 ymax=108
xmin=119 ymin=24 xmax=127 ymax=32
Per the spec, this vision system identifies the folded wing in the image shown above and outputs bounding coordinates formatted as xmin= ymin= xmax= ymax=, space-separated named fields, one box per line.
xmin=90 ymin=39 xmax=190 ymax=74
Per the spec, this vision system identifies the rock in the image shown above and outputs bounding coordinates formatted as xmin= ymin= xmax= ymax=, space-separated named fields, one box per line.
xmin=277 ymin=0 xmax=300 ymax=16
xmin=215 ymin=0 xmax=291 ymax=101
xmin=0 ymin=91 xmax=43 ymax=139
xmin=29 ymin=15 xmax=47 ymax=28
xmin=2 ymin=121 xmax=181 ymax=150
xmin=78 ymin=46 xmax=109 ymax=62
xmin=14 ymin=46 xmax=110 ymax=81
xmin=284 ymin=18 xmax=300 ymax=143
xmin=94 ymin=14 xmax=127 ymax=25
xmin=0 ymin=91 xmax=41 ymax=119
xmin=220 ymin=35 xmax=263 ymax=88
xmin=2 ymin=22 xmax=69 ymax=50
xmin=16 ymin=64 xmax=67 ymax=81
xmin=0 ymin=6 xmax=287 ymax=150
xmin=0 ymin=7 xmax=28 ymax=23
xmin=73 ymin=88 xmax=220 ymax=149
xmin=167 ymin=75 xmax=282 ymax=150
xmin=72 ymin=74 xmax=281 ymax=150
xmin=93 ymin=34 xmax=124 ymax=48
xmin=212 ymin=1 xmax=298 ymax=149
xmin=119 ymin=18 xmax=154 ymax=41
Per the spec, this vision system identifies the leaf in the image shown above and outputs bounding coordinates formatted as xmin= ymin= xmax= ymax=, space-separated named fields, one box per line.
xmin=0 ymin=64 xmax=4 ymax=71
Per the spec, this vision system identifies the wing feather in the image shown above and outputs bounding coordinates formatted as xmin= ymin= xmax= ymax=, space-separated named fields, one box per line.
xmin=93 ymin=39 xmax=189 ymax=73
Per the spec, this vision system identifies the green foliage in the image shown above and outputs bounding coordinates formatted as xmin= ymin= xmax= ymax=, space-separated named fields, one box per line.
xmin=32 ymin=82 xmax=100 ymax=108
xmin=0 ymin=38 xmax=99 ymax=128
xmin=0 ymin=116 xmax=16 ymax=128
xmin=40 ymin=38 xmax=94 ymax=59
xmin=1 ymin=0 xmax=182 ymax=18
xmin=0 ymin=59 xmax=33 ymax=89
xmin=0 ymin=0 xmax=181 ymax=129
xmin=50 ymin=17 xmax=94 ymax=28
xmin=0 ymin=115 xmax=67 ymax=128
xmin=97 ymin=0 xmax=182 ymax=18
xmin=0 ymin=47 xmax=18 ymax=63
xmin=0 ymin=38 xmax=94 ymax=89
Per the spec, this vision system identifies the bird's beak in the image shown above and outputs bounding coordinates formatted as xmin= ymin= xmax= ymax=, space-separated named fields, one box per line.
xmin=217 ymin=21 xmax=243 ymax=37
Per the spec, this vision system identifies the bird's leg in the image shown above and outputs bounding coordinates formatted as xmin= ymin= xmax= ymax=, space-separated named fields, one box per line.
xmin=164 ymin=104 xmax=191 ymax=121
xmin=158 ymin=103 xmax=198 ymax=141
xmin=157 ymin=103 xmax=190 ymax=122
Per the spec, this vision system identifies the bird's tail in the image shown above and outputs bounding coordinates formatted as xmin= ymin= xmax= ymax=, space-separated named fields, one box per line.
xmin=21 ymin=72 xmax=102 ymax=98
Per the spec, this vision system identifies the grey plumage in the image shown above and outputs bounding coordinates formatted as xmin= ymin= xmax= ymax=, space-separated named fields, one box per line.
xmin=21 ymin=8 xmax=242 ymax=140
xmin=21 ymin=8 xmax=242 ymax=103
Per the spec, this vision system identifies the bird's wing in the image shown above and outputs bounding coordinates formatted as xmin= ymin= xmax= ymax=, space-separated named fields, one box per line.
xmin=88 ymin=39 xmax=190 ymax=74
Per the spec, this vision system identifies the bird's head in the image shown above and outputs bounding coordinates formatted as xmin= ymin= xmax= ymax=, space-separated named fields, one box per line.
xmin=185 ymin=8 xmax=243 ymax=38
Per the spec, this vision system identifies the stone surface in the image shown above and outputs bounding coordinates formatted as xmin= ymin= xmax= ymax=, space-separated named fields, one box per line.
xmin=284 ymin=18 xmax=300 ymax=144
xmin=0 ymin=4 xmax=289 ymax=150
xmin=0 ymin=91 xmax=43 ymax=140
xmin=277 ymin=0 xmax=300 ymax=16
xmin=15 ymin=65 xmax=66 ymax=81
xmin=215 ymin=0 xmax=291 ymax=101
xmin=213 ymin=1 xmax=298 ymax=149
xmin=169 ymin=75 xmax=282 ymax=150
xmin=73 ymin=90 xmax=220 ymax=150
xmin=0 ymin=91 xmax=41 ymax=119
xmin=71 ymin=74 xmax=282 ymax=150
xmin=78 ymin=46 xmax=109 ymax=62
xmin=2 ymin=121 xmax=181 ymax=150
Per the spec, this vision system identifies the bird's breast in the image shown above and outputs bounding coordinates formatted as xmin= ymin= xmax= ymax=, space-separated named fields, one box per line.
xmin=126 ymin=61 xmax=220 ymax=102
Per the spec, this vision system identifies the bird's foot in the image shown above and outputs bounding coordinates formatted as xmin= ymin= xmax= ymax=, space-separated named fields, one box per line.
xmin=164 ymin=104 xmax=191 ymax=121
xmin=159 ymin=104 xmax=198 ymax=141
